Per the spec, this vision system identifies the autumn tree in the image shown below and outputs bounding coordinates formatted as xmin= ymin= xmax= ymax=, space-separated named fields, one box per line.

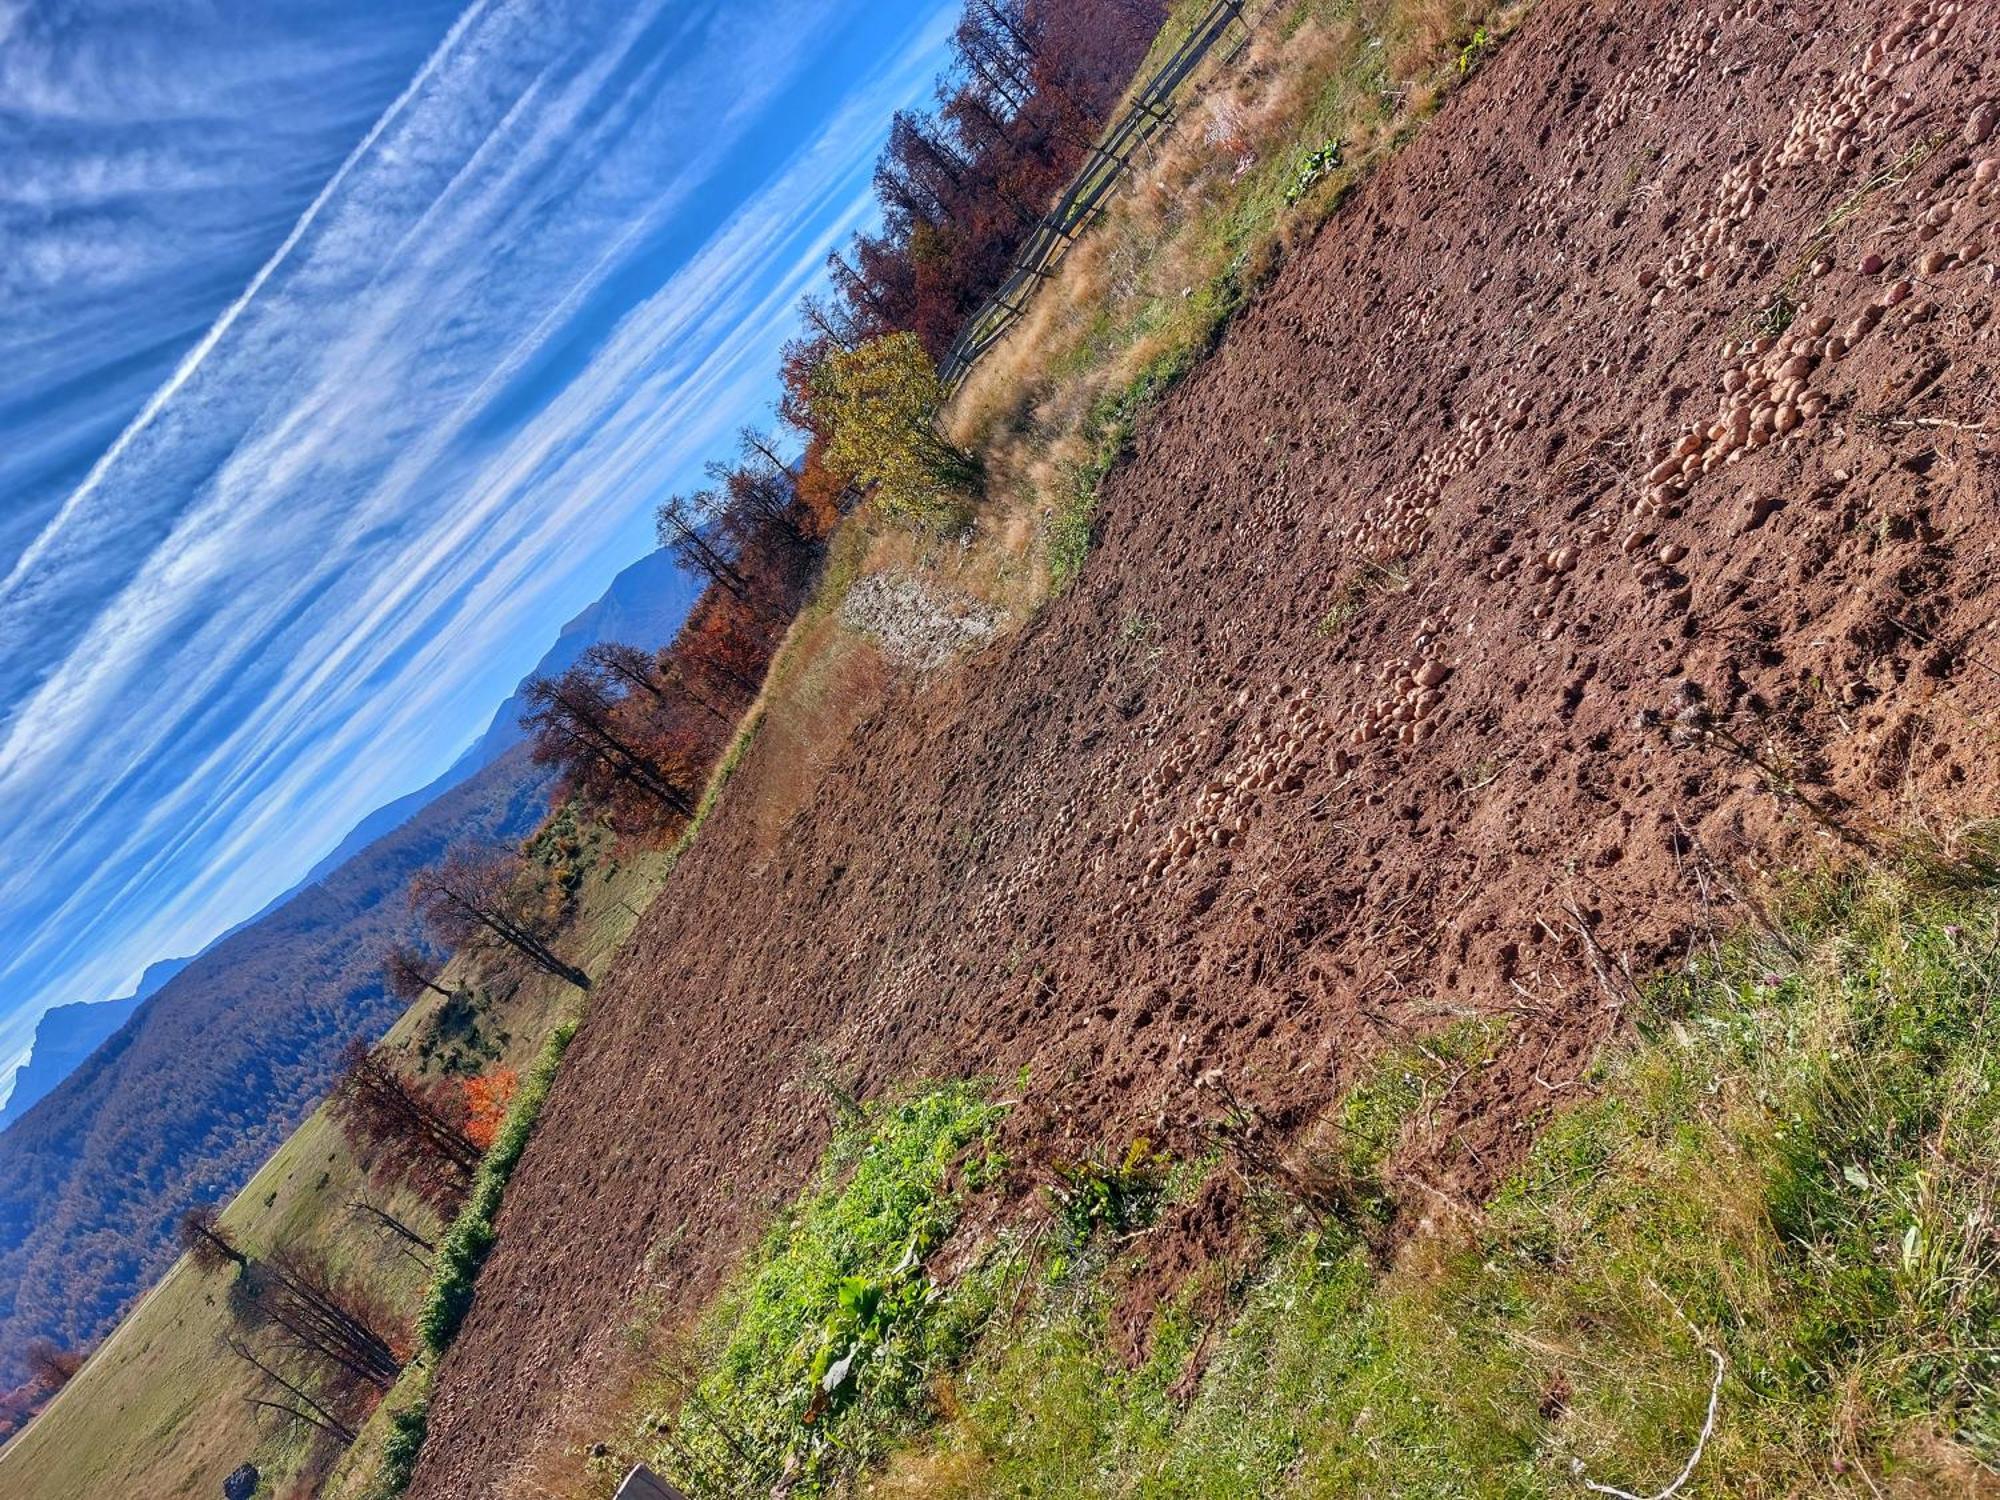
xmin=791 ymin=441 xmax=850 ymax=536
xmin=233 ymin=1248 xmax=403 ymax=1392
xmin=408 ymin=848 xmax=590 ymax=990
xmin=461 ymin=1068 xmax=519 ymax=1151
xmin=521 ymin=664 xmax=701 ymax=830
xmin=815 ymin=332 xmax=980 ymax=528
xmin=593 ymin=636 xmax=754 ymax=747
xmin=209 ymin=1244 xmax=404 ymax=1439
xmin=1034 ymin=0 xmax=1168 ymax=135
xmin=957 ymin=0 xmax=1035 ymax=111
xmin=382 ymin=942 xmax=454 ymax=1003
xmin=179 ymin=1202 xmax=248 ymax=1273
xmin=678 ymin=595 xmax=774 ymax=699
xmin=710 ymin=430 xmax=810 ymax=549
xmin=826 ymin=242 xmax=905 ymax=342
xmin=619 ymin=643 xmax=731 ymax=728
xmin=655 ymin=491 xmax=759 ymax=607
xmin=584 ymin=641 xmax=673 ymax=707
xmin=331 ymin=1039 xmax=481 ymax=1209
xmin=794 ymin=290 xmax=861 ymax=352
xmin=22 ymin=1339 xmax=82 ymax=1391
xmin=794 ymin=0 xmax=1165 ymax=360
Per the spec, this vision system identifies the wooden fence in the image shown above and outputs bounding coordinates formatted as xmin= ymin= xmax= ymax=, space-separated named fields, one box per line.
xmin=936 ymin=0 xmax=1255 ymax=390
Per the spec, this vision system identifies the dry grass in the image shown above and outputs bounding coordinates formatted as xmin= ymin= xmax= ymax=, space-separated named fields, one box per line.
xmin=870 ymin=1433 xmax=993 ymax=1496
xmin=943 ymin=0 xmax=1524 ymax=598
xmin=735 ymin=612 xmax=892 ymax=851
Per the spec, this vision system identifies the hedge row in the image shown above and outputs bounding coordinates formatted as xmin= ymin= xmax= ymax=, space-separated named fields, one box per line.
xmin=415 ymin=1017 xmax=578 ymax=1354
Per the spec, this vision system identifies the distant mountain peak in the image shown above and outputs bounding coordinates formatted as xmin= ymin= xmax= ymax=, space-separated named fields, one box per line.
xmin=0 ymin=957 xmax=194 ymax=1132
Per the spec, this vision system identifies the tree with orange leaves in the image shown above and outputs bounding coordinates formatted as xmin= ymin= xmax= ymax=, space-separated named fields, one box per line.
xmin=460 ymin=1069 xmax=519 ymax=1151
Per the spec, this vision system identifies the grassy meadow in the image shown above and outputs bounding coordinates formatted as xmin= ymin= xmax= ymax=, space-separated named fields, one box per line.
xmin=0 ymin=844 xmax=674 ymax=1500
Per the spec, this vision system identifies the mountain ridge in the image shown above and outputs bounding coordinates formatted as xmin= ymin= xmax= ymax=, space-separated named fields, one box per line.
xmin=0 ymin=959 xmax=190 ymax=1131
xmin=0 ymin=546 xmax=699 ymax=1378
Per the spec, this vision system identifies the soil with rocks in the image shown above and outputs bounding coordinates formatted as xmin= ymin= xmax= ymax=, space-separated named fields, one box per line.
xmin=410 ymin=1 xmax=2000 ymax=1492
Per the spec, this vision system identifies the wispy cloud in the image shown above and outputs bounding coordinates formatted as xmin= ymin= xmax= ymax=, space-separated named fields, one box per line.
xmin=0 ymin=0 xmax=506 ymax=609
xmin=0 ymin=0 xmax=955 ymax=1062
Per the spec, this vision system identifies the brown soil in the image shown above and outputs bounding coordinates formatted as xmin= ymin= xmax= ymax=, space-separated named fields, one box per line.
xmin=410 ymin=2 xmax=2000 ymax=1492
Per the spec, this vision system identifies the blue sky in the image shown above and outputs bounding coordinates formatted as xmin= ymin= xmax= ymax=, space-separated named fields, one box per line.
xmin=0 ymin=0 xmax=957 ymax=1080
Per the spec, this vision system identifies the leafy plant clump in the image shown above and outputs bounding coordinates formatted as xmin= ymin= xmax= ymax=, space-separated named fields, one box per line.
xmin=641 ymin=1084 xmax=1007 ymax=1495
xmin=1457 ymin=24 xmax=1493 ymax=74
xmin=1285 ymin=140 xmax=1344 ymax=204
xmin=1048 ymin=1138 xmax=1173 ymax=1245
xmin=882 ymin=865 xmax=2000 ymax=1495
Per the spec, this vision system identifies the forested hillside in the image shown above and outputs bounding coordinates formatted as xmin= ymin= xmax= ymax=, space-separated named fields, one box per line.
xmin=0 ymin=747 xmax=549 ymax=1380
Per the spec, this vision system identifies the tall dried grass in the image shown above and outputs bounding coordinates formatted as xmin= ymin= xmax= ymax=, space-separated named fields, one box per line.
xmin=945 ymin=0 xmax=1524 ymax=597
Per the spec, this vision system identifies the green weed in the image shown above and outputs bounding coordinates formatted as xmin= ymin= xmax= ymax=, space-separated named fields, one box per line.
xmin=638 ymin=1084 xmax=1008 ymax=1496
xmin=1754 ymin=289 xmax=1799 ymax=340
xmin=1458 ymin=25 xmax=1493 ymax=75
xmin=1315 ymin=555 xmax=1411 ymax=637
xmin=1048 ymin=1139 xmax=1173 ymax=1247
xmin=1285 ymin=140 xmax=1345 ymax=205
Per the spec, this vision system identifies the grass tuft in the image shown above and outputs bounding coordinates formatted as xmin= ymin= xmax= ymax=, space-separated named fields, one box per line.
xmin=627 ymin=1084 xmax=1008 ymax=1497
xmin=881 ymin=868 xmax=2000 ymax=1495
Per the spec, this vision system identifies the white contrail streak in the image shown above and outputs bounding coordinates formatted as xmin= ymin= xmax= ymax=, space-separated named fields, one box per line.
xmin=0 ymin=0 xmax=498 ymax=604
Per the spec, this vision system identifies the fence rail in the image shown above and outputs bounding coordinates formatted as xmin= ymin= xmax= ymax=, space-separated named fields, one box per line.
xmin=937 ymin=0 xmax=1254 ymax=391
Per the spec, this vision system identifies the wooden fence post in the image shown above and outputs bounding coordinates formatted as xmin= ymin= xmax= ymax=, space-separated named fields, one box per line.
xmin=938 ymin=0 xmax=1264 ymax=392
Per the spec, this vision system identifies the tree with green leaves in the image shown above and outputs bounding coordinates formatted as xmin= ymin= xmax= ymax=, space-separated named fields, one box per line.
xmin=813 ymin=331 xmax=979 ymax=529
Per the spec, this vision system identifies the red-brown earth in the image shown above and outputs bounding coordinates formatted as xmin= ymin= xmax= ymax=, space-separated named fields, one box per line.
xmin=411 ymin=0 xmax=2000 ymax=1491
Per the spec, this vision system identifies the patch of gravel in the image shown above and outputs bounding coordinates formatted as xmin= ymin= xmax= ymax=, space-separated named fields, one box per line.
xmin=839 ymin=570 xmax=1005 ymax=671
